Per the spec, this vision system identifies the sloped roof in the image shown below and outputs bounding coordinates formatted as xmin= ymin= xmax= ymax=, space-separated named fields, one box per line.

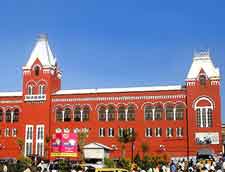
xmin=84 ymin=142 xmax=112 ymax=150
xmin=24 ymin=34 xmax=57 ymax=69
xmin=186 ymin=52 xmax=220 ymax=80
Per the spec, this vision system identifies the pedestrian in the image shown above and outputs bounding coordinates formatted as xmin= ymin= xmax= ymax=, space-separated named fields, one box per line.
xmin=3 ymin=164 xmax=7 ymax=172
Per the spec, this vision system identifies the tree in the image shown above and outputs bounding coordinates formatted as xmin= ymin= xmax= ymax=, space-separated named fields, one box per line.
xmin=77 ymin=131 xmax=88 ymax=163
xmin=141 ymin=142 xmax=149 ymax=157
xmin=17 ymin=138 xmax=24 ymax=156
xmin=118 ymin=128 xmax=136 ymax=159
xmin=44 ymin=135 xmax=51 ymax=158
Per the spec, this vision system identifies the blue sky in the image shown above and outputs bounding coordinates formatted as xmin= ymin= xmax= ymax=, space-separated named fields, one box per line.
xmin=0 ymin=1 xmax=224 ymax=121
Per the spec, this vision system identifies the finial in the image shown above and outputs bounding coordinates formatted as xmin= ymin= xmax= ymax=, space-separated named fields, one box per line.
xmin=193 ymin=49 xmax=210 ymax=58
xmin=37 ymin=33 xmax=48 ymax=41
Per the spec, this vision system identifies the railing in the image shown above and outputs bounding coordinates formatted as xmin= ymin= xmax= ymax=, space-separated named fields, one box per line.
xmin=24 ymin=94 xmax=46 ymax=101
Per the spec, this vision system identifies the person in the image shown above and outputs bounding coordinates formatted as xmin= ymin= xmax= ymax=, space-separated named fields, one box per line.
xmin=170 ymin=160 xmax=176 ymax=172
xmin=3 ymin=164 xmax=7 ymax=172
xmin=23 ymin=167 xmax=31 ymax=172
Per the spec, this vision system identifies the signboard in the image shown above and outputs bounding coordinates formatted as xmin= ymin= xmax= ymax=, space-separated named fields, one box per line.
xmin=195 ymin=132 xmax=219 ymax=145
xmin=51 ymin=132 xmax=78 ymax=157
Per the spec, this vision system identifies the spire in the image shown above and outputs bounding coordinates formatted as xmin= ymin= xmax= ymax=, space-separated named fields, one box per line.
xmin=23 ymin=34 xmax=57 ymax=69
xmin=186 ymin=50 xmax=220 ymax=80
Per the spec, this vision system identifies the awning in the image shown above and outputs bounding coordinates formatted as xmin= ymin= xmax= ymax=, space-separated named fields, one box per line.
xmin=197 ymin=148 xmax=213 ymax=155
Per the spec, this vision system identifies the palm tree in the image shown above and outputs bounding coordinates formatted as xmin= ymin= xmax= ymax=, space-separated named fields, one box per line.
xmin=77 ymin=131 xmax=88 ymax=163
xmin=118 ymin=128 xmax=136 ymax=159
xmin=141 ymin=142 xmax=149 ymax=157
xmin=45 ymin=135 xmax=51 ymax=158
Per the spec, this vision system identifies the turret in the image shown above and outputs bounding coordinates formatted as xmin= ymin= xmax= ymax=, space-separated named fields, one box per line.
xmin=22 ymin=34 xmax=62 ymax=102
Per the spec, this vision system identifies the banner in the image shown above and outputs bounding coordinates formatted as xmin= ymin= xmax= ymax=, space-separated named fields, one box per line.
xmin=195 ymin=132 xmax=219 ymax=145
xmin=51 ymin=132 xmax=78 ymax=157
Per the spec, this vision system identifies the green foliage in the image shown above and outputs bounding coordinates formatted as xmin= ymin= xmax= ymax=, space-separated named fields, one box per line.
xmin=117 ymin=158 xmax=132 ymax=170
xmin=77 ymin=131 xmax=88 ymax=163
xmin=58 ymin=160 xmax=70 ymax=172
xmin=141 ymin=142 xmax=149 ymax=156
xmin=104 ymin=157 xmax=116 ymax=168
xmin=134 ymin=152 xmax=142 ymax=167
xmin=17 ymin=138 xmax=24 ymax=155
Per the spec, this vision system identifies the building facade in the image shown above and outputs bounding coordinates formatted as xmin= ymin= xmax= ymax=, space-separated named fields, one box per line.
xmin=0 ymin=35 xmax=222 ymax=160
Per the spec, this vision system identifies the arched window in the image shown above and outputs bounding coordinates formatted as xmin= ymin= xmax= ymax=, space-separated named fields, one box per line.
xmin=127 ymin=105 xmax=135 ymax=121
xmin=13 ymin=109 xmax=19 ymax=122
xmin=166 ymin=104 xmax=174 ymax=120
xmin=199 ymin=75 xmax=206 ymax=86
xmin=56 ymin=108 xmax=63 ymax=122
xmin=34 ymin=66 xmax=40 ymax=76
xmin=98 ymin=106 xmax=106 ymax=121
xmin=176 ymin=104 xmax=184 ymax=120
xmin=0 ymin=109 xmax=3 ymax=122
xmin=154 ymin=105 xmax=162 ymax=120
xmin=194 ymin=97 xmax=213 ymax=128
xmin=74 ymin=107 xmax=81 ymax=121
xmin=5 ymin=109 xmax=11 ymax=123
xmin=118 ymin=106 xmax=126 ymax=121
xmin=64 ymin=108 xmax=72 ymax=122
xmin=83 ymin=106 xmax=90 ymax=121
xmin=108 ymin=105 xmax=115 ymax=121
xmin=144 ymin=105 xmax=153 ymax=120
xmin=39 ymin=85 xmax=45 ymax=95
xmin=28 ymin=85 xmax=33 ymax=95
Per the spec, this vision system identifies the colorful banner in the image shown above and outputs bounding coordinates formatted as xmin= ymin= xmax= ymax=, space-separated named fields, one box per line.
xmin=51 ymin=132 xmax=78 ymax=157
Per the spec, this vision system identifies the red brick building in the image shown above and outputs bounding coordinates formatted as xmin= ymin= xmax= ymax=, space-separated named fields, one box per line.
xmin=0 ymin=35 xmax=222 ymax=160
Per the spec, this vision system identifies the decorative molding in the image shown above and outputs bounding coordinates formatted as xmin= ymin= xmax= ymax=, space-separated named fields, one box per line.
xmin=52 ymin=94 xmax=186 ymax=103
xmin=211 ymin=80 xmax=220 ymax=86
xmin=186 ymin=82 xmax=195 ymax=86
xmin=0 ymin=100 xmax=22 ymax=104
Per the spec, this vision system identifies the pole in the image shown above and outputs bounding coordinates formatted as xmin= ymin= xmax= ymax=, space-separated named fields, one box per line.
xmin=131 ymin=142 xmax=134 ymax=163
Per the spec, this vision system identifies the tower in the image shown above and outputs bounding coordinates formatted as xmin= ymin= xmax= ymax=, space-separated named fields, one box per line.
xmin=185 ymin=51 xmax=221 ymax=155
xmin=21 ymin=34 xmax=61 ymax=157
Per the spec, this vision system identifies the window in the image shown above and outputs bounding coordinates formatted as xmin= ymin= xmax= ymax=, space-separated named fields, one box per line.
xmin=5 ymin=128 xmax=10 ymax=137
xmin=83 ymin=106 xmax=90 ymax=121
xmin=13 ymin=109 xmax=19 ymax=122
xmin=118 ymin=128 xmax=124 ymax=137
xmin=56 ymin=108 xmax=63 ymax=122
xmin=34 ymin=66 xmax=40 ymax=76
xmin=25 ymin=125 xmax=33 ymax=156
xmin=166 ymin=128 xmax=173 ymax=137
xmin=39 ymin=85 xmax=45 ymax=95
xmin=208 ymin=109 xmax=212 ymax=127
xmin=199 ymin=75 xmax=206 ymax=86
xmin=155 ymin=105 xmax=162 ymax=120
xmin=155 ymin=128 xmax=162 ymax=137
xmin=64 ymin=108 xmax=71 ymax=122
xmin=36 ymin=125 xmax=44 ymax=157
xmin=196 ymin=108 xmax=213 ymax=128
xmin=28 ymin=85 xmax=33 ymax=95
xmin=108 ymin=128 xmax=114 ymax=137
xmin=0 ymin=109 xmax=3 ymax=122
xmin=99 ymin=128 xmax=105 ymax=137
xmin=145 ymin=128 xmax=152 ymax=137
xmin=166 ymin=105 xmax=174 ymax=120
xmin=176 ymin=128 xmax=183 ymax=137
xmin=118 ymin=106 xmax=126 ymax=121
xmin=127 ymin=105 xmax=135 ymax=121
xmin=12 ymin=128 xmax=17 ymax=137
xmin=108 ymin=105 xmax=115 ymax=121
xmin=144 ymin=106 xmax=153 ymax=120
xmin=176 ymin=105 xmax=184 ymax=120
xmin=74 ymin=107 xmax=81 ymax=121
xmin=5 ymin=110 xmax=11 ymax=123
xmin=98 ymin=106 xmax=106 ymax=121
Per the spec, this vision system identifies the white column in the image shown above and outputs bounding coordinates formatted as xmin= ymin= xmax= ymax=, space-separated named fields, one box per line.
xmin=125 ymin=109 xmax=128 ymax=121
xmin=11 ymin=111 xmax=14 ymax=123
xmin=206 ymin=108 xmax=208 ymax=127
xmin=105 ymin=109 xmax=109 ymax=121
xmin=173 ymin=108 xmax=176 ymax=121
xmin=80 ymin=110 xmax=83 ymax=122
xmin=152 ymin=108 xmax=155 ymax=120
xmin=62 ymin=110 xmax=65 ymax=122
xmin=200 ymin=108 xmax=203 ymax=128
